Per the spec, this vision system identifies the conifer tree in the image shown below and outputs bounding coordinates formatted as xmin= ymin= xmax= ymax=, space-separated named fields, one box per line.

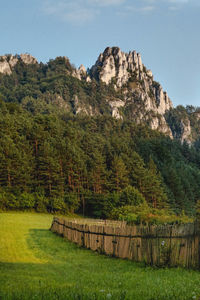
xmin=144 ymin=157 xmax=167 ymax=208
xmin=110 ymin=156 xmax=129 ymax=192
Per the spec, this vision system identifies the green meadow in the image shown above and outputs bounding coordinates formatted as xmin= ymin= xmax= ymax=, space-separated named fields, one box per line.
xmin=0 ymin=213 xmax=200 ymax=300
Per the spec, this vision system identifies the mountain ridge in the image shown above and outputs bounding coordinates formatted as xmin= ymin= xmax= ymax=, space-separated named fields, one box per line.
xmin=0 ymin=47 xmax=199 ymax=144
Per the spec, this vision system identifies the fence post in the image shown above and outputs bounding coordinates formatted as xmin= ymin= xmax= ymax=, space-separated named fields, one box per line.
xmin=196 ymin=220 xmax=200 ymax=269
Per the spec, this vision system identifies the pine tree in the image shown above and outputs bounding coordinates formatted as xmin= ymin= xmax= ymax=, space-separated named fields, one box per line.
xmin=128 ymin=151 xmax=149 ymax=194
xmin=110 ymin=156 xmax=129 ymax=192
xmin=144 ymin=157 xmax=167 ymax=208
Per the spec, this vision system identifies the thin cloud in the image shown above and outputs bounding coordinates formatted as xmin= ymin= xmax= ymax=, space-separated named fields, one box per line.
xmin=144 ymin=0 xmax=189 ymax=3
xmin=168 ymin=5 xmax=179 ymax=10
xmin=62 ymin=7 xmax=97 ymax=24
xmin=143 ymin=0 xmax=196 ymax=11
xmin=166 ymin=0 xmax=192 ymax=11
xmin=43 ymin=0 xmax=126 ymax=25
xmin=140 ymin=5 xmax=155 ymax=11
xmin=43 ymin=1 xmax=99 ymax=25
xmin=88 ymin=0 xmax=126 ymax=6
xmin=118 ymin=4 xmax=155 ymax=16
xmin=168 ymin=0 xmax=189 ymax=3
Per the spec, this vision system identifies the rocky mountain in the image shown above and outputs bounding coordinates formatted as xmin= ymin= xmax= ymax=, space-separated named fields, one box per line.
xmin=0 ymin=47 xmax=199 ymax=144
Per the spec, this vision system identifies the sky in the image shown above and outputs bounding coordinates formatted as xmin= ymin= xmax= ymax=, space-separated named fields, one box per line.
xmin=1 ymin=0 xmax=200 ymax=107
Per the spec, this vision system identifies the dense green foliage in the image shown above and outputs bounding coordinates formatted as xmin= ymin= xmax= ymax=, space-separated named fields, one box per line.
xmin=0 ymin=58 xmax=200 ymax=220
xmin=0 ymin=104 xmax=200 ymax=217
xmin=110 ymin=204 xmax=193 ymax=225
xmin=1 ymin=213 xmax=200 ymax=300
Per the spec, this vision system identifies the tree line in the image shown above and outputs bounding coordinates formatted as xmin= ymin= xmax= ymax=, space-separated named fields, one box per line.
xmin=0 ymin=100 xmax=200 ymax=220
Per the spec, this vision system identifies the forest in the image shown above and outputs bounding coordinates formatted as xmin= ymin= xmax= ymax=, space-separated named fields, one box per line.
xmin=0 ymin=56 xmax=200 ymax=223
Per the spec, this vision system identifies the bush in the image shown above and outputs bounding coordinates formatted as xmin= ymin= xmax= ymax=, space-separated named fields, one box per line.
xmin=64 ymin=193 xmax=80 ymax=213
xmin=18 ymin=192 xmax=35 ymax=210
xmin=50 ymin=197 xmax=68 ymax=214
xmin=109 ymin=203 xmax=150 ymax=224
xmin=109 ymin=203 xmax=193 ymax=225
xmin=3 ymin=193 xmax=19 ymax=210
xmin=0 ymin=191 xmax=8 ymax=210
xmin=34 ymin=192 xmax=49 ymax=212
xmin=85 ymin=192 xmax=120 ymax=219
xmin=120 ymin=186 xmax=145 ymax=207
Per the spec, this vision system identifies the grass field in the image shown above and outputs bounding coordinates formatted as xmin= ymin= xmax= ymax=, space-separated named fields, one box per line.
xmin=0 ymin=213 xmax=200 ymax=300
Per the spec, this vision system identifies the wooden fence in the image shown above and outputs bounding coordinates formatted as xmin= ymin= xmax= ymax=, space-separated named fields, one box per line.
xmin=50 ymin=217 xmax=200 ymax=269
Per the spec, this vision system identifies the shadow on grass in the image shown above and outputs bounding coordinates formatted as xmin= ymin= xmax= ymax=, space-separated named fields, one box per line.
xmin=26 ymin=228 xmax=86 ymax=263
xmin=26 ymin=229 xmax=151 ymax=277
xmin=26 ymin=228 xmax=147 ymax=268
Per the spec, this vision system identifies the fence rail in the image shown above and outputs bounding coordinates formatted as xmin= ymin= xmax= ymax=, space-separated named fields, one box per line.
xmin=50 ymin=217 xmax=200 ymax=269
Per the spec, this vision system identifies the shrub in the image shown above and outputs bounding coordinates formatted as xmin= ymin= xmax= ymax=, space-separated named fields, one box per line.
xmin=50 ymin=197 xmax=68 ymax=214
xmin=18 ymin=192 xmax=35 ymax=210
xmin=0 ymin=191 xmax=7 ymax=210
xmin=120 ymin=186 xmax=145 ymax=207
xmin=109 ymin=203 xmax=193 ymax=225
xmin=64 ymin=193 xmax=80 ymax=213
xmin=34 ymin=192 xmax=49 ymax=212
xmin=4 ymin=193 xmax=19 ymax=210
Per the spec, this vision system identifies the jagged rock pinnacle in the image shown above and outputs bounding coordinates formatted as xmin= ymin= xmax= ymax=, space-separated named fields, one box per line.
xmin=0 ymin=54 xmax=37 ymax=75
xmin=89 ymin=47 xmax=173 ymax=133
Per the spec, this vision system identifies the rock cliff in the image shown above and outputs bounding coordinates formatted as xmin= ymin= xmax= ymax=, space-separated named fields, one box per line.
xmin=89 ymin=47 xmax=173 ymax=136
xmin=0 ymin=54 xmax=37 ymax=75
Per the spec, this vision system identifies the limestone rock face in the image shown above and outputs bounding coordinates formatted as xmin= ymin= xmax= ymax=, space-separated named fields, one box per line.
xmin=146 ymin=69 xmax=153 ymax=78
xmin=149 ymin=115 xmax=173 ymax=138
xmin=79 ymin=64 xmax=86 ymax=74
xmin=90 ymin=46 xmax=173 ymax=113
xmin=20 ymin=54 xmax=37 ymax=65
xmin=167 ymin=113 xmax=193 ymax=144
xmin=90 ymin=47 xmax=144 ymax=88
xmin=0 ymin=56 xmax=12 ymax=75
xmin=100 ymin=54 xmax=116 ymax=85
xmin=156 ymin=89 xmax=172 ymax=115
xmin=72 ymin=64 xmax=87 ymax=80
xmin=0 ymin=54 xmax=38 ymax=75
xmin=108 ymin=99 xmax=125 ymax=119
xmin=180 ymin=119 xmax=192 ymax=144
xmin=9 ymin=56 xmax=19 ymax=68
xmin=89 ymin=46 xmax=173 ymax=136
xmin=72 ymin=94 xmax=94 ymax=116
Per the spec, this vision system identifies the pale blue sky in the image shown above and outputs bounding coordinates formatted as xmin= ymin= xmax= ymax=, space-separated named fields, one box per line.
xmin=1 ymin=0 xmax=200 ymax=107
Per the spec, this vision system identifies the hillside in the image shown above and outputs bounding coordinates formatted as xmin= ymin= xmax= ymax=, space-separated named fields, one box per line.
xmin=0 ymin=48 xmax=200 ymax=218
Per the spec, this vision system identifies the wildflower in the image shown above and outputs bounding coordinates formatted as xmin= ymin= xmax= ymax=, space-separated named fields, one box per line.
xmin=161 ymin=241 xmax=165 ymax=246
